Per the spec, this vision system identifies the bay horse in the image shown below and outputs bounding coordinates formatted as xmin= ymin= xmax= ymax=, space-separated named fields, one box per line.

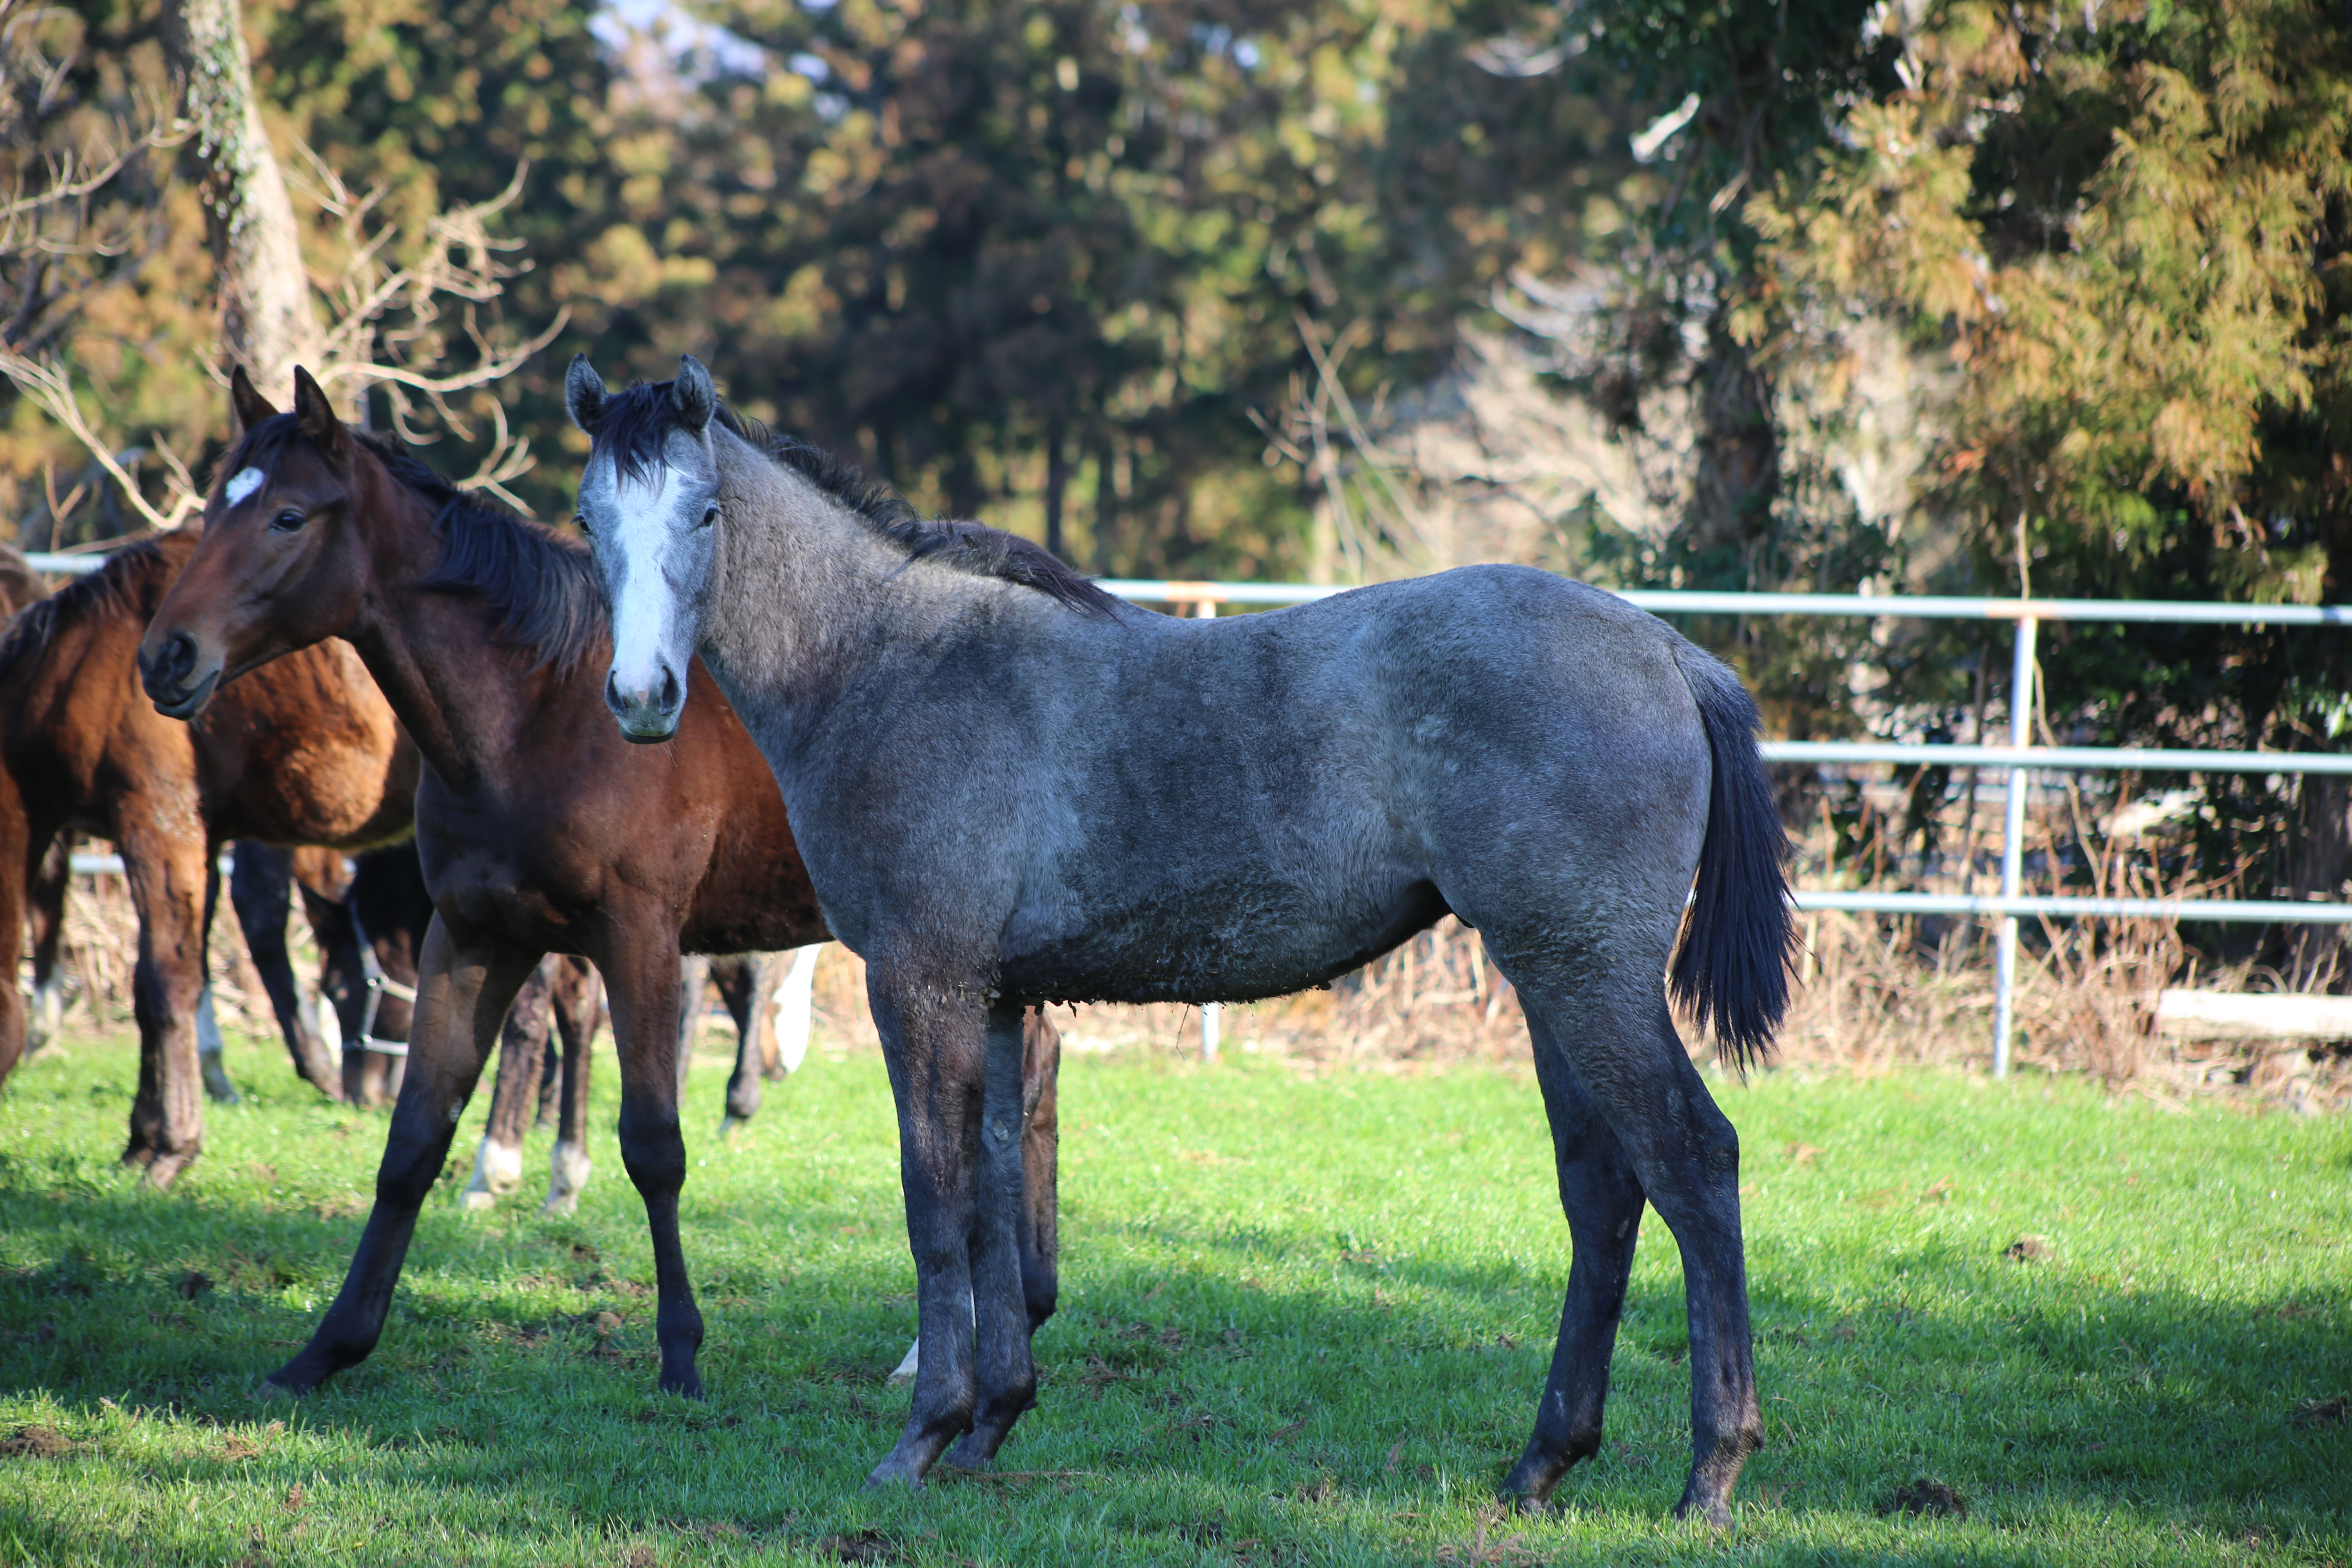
xmin=0 ymin=530 xmax=420 ymax=1184
xmin=564 ymin=356 xmax=1793 ymax=1523
xmin=0 ymin=546 xmax=422 ymax=1098
xmin=135 ymin=366 xmax=1060 ymax=1400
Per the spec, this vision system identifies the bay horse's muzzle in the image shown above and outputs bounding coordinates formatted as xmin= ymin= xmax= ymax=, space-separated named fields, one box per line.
xmin=140 ymin=630 xmax=221 ymax=721
xmin=606 ymin=662 xmax=683 ymax=743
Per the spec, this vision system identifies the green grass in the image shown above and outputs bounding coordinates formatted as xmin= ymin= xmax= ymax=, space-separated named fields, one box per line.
xmin=0 ymin=1027 xmax=2346 ymax=1566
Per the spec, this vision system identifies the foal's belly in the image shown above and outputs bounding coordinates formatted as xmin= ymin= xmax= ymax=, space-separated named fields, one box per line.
xmin=997 ymin=872 xmax=1450 ymax=1005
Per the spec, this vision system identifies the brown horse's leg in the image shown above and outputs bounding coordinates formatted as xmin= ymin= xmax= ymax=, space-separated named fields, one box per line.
xmin=24 ymin=835 xmax=69 ymax=1057
xmin=604 ymin=933 xmax=704 ymax=1396
xmin=118 ymin=818 xmax=212 ymax=1186
xmin=674 ymin=953 xmax=708 ymax=1100
xmin=0 ymin=783 xmax=36 ymax=1088
xmin=544 ymin=956 xmax=601 ymax=1213
xmin=1017 ymin=1007 xmax=1062 ymax=1334
xmin=229 ymin=843 xmax=342 ymax=1096
xmin=268 ymin=913 xmax=537 ymax=1395
xmin=712 ymin=954 xmax=765 ymax=1132
xmin=460 ymin=957 xmax=554 ymax=1212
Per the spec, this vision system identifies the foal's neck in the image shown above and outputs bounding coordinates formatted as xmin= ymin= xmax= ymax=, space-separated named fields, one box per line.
xmin=701 ymin=432 xmax=916 ymax=730
xmin=347 ymin=472 xmax=553 ymax=789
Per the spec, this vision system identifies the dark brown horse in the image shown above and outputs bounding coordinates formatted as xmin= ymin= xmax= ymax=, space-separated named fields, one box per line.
xmin=0 ymin=530 xmax=421 ymax=1184
xmin=137 ymin=368 xmax=1061 ymax=1399
xmin=0 ymin=546 xmax=412 ymax=1094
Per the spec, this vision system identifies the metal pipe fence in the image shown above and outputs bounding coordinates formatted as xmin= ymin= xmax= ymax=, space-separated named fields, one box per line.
xmin=1101 ymin=579 xmax=2352 ymax=1073
xmin=28 ymin=552 xmax=2345 ymax=1072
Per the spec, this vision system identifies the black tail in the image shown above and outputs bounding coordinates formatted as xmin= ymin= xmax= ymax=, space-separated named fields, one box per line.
xmin=1666 ymin=645 xmax=1795 ymax=1070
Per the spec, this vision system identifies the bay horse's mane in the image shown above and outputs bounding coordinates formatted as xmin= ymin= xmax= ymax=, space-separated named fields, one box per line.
xmin=228 ymin=413 xmax=606 ymax=674
xmin=589 ymin=380 xmax=1124 ymax=619
xmin=0 ymin=536 xmax=172 ymax=686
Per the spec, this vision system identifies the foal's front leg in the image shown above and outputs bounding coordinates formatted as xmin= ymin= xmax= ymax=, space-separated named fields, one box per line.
xmin=604 ymin=934 xmax=705 ymax=1396
xmin=864 ymin=973 xmax=1031 ymax=1487
xmin=269 ymin=914 xmax=537 ymax=1393
xmin=942 ymin=1000 xmax=1045 ymax=1468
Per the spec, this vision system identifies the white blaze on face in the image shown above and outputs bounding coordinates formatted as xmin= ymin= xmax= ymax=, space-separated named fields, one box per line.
xmin=224 ymin=467 xmax=265 ymax=508
xmin=606 ymin=463 xmax=685 ymax=705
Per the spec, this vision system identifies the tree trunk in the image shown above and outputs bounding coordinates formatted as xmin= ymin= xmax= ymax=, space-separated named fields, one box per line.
xmin=162 ymin=0 xmax=319 ymax=403
xmin=1089 ymin=436 xmax=1117 ymax=575
xmin=1684 ymin=301 xmax=1778 ymax=576
xmin=1042 ymin=414 xmax=1068 ymax=561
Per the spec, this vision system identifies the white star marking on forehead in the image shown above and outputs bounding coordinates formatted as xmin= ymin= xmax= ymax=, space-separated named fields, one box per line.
xmin=224 ymin=467 xmax=265 ymax=508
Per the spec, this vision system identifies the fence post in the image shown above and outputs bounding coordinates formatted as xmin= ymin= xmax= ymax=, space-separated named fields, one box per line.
xmin=1992 ymin=614 xmax=2038 ymax=1077
xmin=1200 ymin=595 xmax=1222 ymax=1060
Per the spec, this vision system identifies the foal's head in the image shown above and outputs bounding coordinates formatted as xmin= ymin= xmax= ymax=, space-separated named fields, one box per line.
xmin=140 ymin=366 xmax=388 ymax=719
xmin=564 ymin=352 xmax=722 ymax=744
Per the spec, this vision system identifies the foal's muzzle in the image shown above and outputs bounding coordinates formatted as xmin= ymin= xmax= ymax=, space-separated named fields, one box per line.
xmin=140 ymin=631 xmax=221 ymax=721
xmin=606 ymin=662 xmax=684 ymax=743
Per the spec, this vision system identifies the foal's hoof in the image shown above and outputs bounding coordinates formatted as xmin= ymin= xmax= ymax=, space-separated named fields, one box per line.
xmin=1506 ymin=1493 xmax=1556 ymax=1519
xmin=655 ymin=1371 xmax=706 ymax=1402
xmin=1672 ymin=1497 xmax=1734 ymax=1531
xmin=863 ymin=1456 xmax=927 ymax=1492
xmin=251 ymin=1378 xmax=298 ymax=1403
xmin=143 ymin=1152 xmax=196 ymax=1190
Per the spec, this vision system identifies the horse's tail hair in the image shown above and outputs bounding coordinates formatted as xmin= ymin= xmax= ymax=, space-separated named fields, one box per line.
xmin=1666 ymin=644 xmax=1795 ymax=1071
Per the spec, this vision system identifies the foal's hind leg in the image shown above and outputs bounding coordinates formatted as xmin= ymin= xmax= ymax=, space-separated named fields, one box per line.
xmin=1500 ymin=1012 xmax=1648 ymax=1510
xmin=230 ymin=842 xmax=343 ymax=1097
xmin=544 ymin=956 xmax=601 ymax=1213
xmin=24 ymin=835 xmax=70 ymax=1057
xmin=1017 ymin=1007 xmax=1062 ymax=1334
xmin=461 ymin=957 xmax=555 ymax=1212
xmin=711 ymin=954 xmax=766 ymax=1132
xmin=269 ymin=913 xmax=537 ymax=1394
xmin=1512 ymin=982 xmax=1759 ymax=1526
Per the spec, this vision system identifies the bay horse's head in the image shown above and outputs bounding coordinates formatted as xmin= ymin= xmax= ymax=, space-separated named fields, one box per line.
xmin=140 ymin=365 xmax=375 ymax=719
xmin=566 ymin=352 xmax=721 ymax=744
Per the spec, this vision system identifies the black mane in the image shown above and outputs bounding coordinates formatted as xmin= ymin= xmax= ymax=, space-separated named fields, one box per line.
xmin=0 ymin=538 xmax=169 ymax=687
xmin=227 ymin=414 xmax=606 ymax=673
xmin=588 ymin=380 xmax=1125 ymax=619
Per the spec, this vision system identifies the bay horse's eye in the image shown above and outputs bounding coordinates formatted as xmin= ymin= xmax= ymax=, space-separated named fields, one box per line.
xmin=270 ymin=509 xmax=306 ymax=533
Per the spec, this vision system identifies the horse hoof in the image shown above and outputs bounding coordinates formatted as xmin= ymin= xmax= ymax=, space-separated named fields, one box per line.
xmin=457 ymin=1188 xmax=499 ymax=1213
xmin=144 ymin=1153 xmax=195 ymax=1189
xmin=252 ymin=1379 xmax=297 ymax=1403
xmin=657 ymin=1372 xmax=705 ymax=1401
xmin=1507 ymin=1493 xmax=1555 ymax=1519
xmin=862 ymin=1458 xmax=926 ymax=1492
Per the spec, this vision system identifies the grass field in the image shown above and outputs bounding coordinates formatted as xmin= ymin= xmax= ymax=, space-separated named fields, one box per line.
xmin=0 ymin=1025 xmax=2345 ymax=1567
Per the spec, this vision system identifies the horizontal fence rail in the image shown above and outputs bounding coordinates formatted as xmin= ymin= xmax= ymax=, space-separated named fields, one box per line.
xmin=31 ymin=551 xmax=2349 ymax=1071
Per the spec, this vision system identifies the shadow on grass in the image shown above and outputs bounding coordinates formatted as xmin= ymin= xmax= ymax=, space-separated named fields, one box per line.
xmin=3 ymin=1167 xmax=2345 ymax=1563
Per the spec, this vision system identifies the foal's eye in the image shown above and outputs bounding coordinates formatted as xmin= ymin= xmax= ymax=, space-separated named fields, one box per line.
xmin=269 ymin=509 xmax=306 ymax=533
xmin=698 ymin=506 xmax=719 ymax=529
xmin=575 ymin=511 xmax=591 ymax=536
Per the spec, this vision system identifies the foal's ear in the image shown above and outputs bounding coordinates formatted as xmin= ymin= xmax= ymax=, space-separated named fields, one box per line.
xmin=229 ymin=364 xmax=280 ymax=432
xmin=290 ymin=367 xmax=350 ymax=463
xmin=565 ymin=353 xmax=606 ymax=432
xmin=672 ymin=354 xmax=716 ymax=435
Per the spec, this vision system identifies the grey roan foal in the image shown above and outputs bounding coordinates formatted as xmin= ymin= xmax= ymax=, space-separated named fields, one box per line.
xmin=565 ymin=354 xmax=1794 ymax=1523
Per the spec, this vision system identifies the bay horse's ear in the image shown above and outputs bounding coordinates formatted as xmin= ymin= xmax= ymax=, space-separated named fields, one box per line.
xmin=229 ymin=364 xmax=279 ymax=432
xmin=672 ymin=354 xmax=715 ymax=435
xmin=565 ymin=354 xmax=606 ymax=432
xmin=291 ymin=367 xmax=350 ymax=464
